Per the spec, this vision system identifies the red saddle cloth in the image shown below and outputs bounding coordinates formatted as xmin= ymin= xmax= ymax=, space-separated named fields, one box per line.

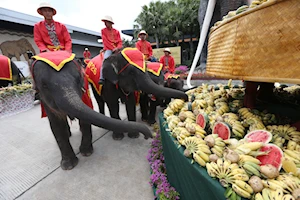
xmin=0 ymin=55 xmax=12 ymax=81
xmin=85 ymin=53 xmax=104 ymax=95
xmin=146 ymin=62 xmax=163 ymax=76
xmin=31 ymin=51 xmax=93 ymax=118
xmin=164 ymin=72 xmax=180 ymax=80
xmin=84 ymin=58 xmax=91 ymax=65
xmin=121 ymin=48 xmax=146 ymax=72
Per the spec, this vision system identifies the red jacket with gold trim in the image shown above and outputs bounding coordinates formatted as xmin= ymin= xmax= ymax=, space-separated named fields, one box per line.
xmin=101 ymin=27 xmax=123 ymax=50
xmin=135 ymin=40 xmax=153 ymax=60
xmin=159 ymin=55 xmax=175 ymax=73
xmin=34 ymin=20 xmax=72 ymax=53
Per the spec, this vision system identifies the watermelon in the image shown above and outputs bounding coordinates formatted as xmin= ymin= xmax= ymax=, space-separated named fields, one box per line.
xmin=212 ymin=122 xmax=231 ymax=140
xmin=257 ymin=144 xmax=283 ymax=170
xmin=244 ymin=130 xmax=272 ymax=143
xmin=196 ymin=113 xmax=208 ymax=129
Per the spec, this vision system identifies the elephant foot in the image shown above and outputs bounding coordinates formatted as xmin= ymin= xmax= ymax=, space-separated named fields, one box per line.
xmin=112 ymin=132 xmax=124 ymax=140
xmin=141 ymin=117 xmax=148 ymax=122
xmin=80 ymin=145 xmax=94 ymax=157
xmin=128 ymin=132 xmax=140 ymax=139
xmin=61 ymin=156 xmax=79 ymax=170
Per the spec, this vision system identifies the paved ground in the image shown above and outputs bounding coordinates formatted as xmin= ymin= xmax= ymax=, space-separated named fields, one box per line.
xmin=0 ymin=88 xmax=156 ymax=200
xmin=0 ymin=79 xmax=242 ymax=200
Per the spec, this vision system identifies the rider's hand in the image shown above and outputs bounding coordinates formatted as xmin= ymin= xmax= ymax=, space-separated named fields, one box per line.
xmin=112 ymin=48 xmax=118 ymax=52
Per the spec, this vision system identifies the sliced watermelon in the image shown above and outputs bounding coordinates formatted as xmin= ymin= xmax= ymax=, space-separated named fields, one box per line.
xmin=212 ymin=122 xmax=231 ymax=140
xmin=257 ymin=144 xmax=283 ymax=170
xmin=196 ymin=113 xmax=208 ymax=129
xmin=244 ymin=130 xmax=272 ymax=143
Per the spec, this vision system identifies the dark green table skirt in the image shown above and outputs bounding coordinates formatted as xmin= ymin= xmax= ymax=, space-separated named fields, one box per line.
xmin=159 ymin=113 xmax=226 ymax=200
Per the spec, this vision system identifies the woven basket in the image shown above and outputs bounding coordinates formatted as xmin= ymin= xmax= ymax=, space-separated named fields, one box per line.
xmin=206 ymin=0 xmax=300 ymax=84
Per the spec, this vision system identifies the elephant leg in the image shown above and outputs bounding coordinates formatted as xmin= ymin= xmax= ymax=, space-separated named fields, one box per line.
xmin=79 ymin=120 xmax=93 ymax=156
xmin=102 ymin=83 xmax=124 ymax=140
xmin=15 ymin=53 xmax=21 ymax=61
xmin=91 ymin=85 xmax=105 ymax=115
xmin=125 ymin=93 xmax=139 ymax=138
xmin=44 ymin=104 xmax=78 ymax=170
xmin=148 ymin=99 xmax=158 ymax=125
xmin=139 ymin=93 xmax=149 ymax=122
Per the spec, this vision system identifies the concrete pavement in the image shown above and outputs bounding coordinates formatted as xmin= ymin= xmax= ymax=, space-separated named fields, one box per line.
xmin=0 ymin=88 xmax=154 ymax=200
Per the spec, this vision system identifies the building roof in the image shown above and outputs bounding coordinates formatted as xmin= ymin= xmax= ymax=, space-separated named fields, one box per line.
xmin=0 ymin=7 xmax=100 ymax=36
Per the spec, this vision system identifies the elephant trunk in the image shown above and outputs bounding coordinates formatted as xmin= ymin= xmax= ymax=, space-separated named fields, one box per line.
xmin=137 ymin=73 xmax=188 ymax=101
xmin=55 ymin=87 xmax=152 ymax=139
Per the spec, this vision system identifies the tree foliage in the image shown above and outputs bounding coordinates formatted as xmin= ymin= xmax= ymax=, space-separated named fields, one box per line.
xmin=134 ymin=0 xmax=200 ymax=52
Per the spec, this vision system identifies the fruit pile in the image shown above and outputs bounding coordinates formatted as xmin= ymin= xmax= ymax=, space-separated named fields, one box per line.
xmin=0 ymin=84 xmax=34 ymax=98
xmin=274 ymin=85 xmax=300 ymax=106
xmin=213 ymin=0 xmax=272 ymax=28
xmin=163 ymin=82 xmax=300 ymax=200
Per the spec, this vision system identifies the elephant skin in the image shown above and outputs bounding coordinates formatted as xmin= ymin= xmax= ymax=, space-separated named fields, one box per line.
xmin=139 ymin=70 xmax=184 ymax=125
xmin=0 ymin=38 xmax=36 ymax=65
xmin=0 ymin=59 xmax=22 ymax=87
xmin=31 ymin=56 xmax=152 ymax=170
xmin=88 ymin=52 xmax=188 ymax=139
xmin=198 ymin=0 xmax=248 ymax=71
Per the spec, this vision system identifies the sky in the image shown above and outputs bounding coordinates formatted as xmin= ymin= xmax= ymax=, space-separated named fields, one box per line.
xmin=1 ymin=0 xmax=165 ymax=40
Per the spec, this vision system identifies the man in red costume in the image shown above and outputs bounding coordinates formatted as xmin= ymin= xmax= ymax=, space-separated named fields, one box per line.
xmin=135 ymin=30 xmax=155 ymax=62
xmin=159 ymin=48 xmax=175 ymax=73
xmin=83 ymin=48 xmax=91 ymax=59
xmin=34 ymin=2 xmax=72 ymax=53
xmin=99 ymin=15 xmax=123 ymax=84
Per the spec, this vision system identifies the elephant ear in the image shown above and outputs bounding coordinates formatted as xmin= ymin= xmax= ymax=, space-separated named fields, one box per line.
xmin=102 ymin=61 xmax=119 ymax=85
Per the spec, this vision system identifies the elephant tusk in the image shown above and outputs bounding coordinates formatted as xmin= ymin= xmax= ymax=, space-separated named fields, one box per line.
xmin=187 ymin=0 xmax=216 ymax=88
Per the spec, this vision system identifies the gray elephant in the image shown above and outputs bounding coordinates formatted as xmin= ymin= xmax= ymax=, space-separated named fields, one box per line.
xmin=0 ymin=55 xmax=22 ymax=87
xmin=85 ymin=50 xmax=188 ymax=139
xmin=198 ymin=0 xmax=248 ymax=71
xmin=31 ymin=51 xmax=153 ymax=170
xmin=139 ymin=63 xmax=185 ymax=125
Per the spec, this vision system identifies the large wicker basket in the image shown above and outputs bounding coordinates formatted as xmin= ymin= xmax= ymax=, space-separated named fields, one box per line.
xmin=206 ymin=0 xmax=300 ymax=84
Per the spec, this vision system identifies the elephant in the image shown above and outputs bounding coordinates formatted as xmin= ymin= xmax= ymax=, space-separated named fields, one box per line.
xmin=139 ymin=63 xmax=185 ymax=125
xmin=197 ymin=0 xmax=248 ymax=71
xmin=0 ymin=38 xmax=36 ymax=65
xmin=85 ymin=49 xmax=188 ymax=140
xmin=31 ymin=51 xmax=153 ymax=170
xmin=0 ymin=55 xmax=22 ymax=87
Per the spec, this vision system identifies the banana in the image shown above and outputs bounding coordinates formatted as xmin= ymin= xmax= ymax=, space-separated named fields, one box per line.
xmin=232 ymin=174 xmax=249 ymax=181
xmin=206 ymin=163 xmax=217 ymax=177
xmin=199 ymin=146 xmax=212 ymax=154
xmin=211 ymin=147 xmax=223 ymax=157
xmin=255 ymin=193 xmax=264 ymax=200
xmin=197 ymin=151 xmax=210 ymax=162
xmin=243 ymin=163 xmax=261 ymax=177
xmin=262 ymin=180 xmax=284 ymax=191
xmin=234 ymin=180 xmax=253 ymax=194
xmin=282 ymin=194 xmax=295 ymax=200
xmin=274 ymin=188 xmax=284 ymax=200
xmin=232 ymin=183 xmax=252 ymax=198
xmin=239 ymin=155 xmax=261 ymax=165
xmin=193 ymin=153 xmax=206 ymax=167
xmin=262 ymin=188 xmax=271 ymax=200
xmin=237 ymin=142 xmax=264 ymax=151
xmin=284 ymin=150 xmax=300 ymax=160
xmin=224 ymin=187 xmax=233 ymax=198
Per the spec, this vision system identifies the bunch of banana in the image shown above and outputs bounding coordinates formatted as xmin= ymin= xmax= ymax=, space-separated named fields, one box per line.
xmin=284 ymin=149 xmax=300 ymax=168
xmin=216 ymin=102 xmax=230 ymax=115
xmin=238 ymin=108 xmax=261 ymax=122
xmin=235 ymin=142 xmax=264 ymax=155
xmin=282 ymin=158 xmax=300 ymax=178
xmin=238 ymin=154 xmax=262 ymax=177
xmin=287 ymin=141 xmax=300 ymax=152
xmin=206 ymin=159 xmax=251 ymax=193
xmin=260 ymin=113 xmax=277 ymax=125
xmin=166 ymin=115 xmax=181 ymax=131
xmin=267 ymin=125 xmax=300 ymax=148
xmin=246 ymin=118 xmax=266 ymax=132
xmin=192 ymin=99 xmax=208 ymax=110
xmin=210 ymin=134 xmax=226 ymax=157
xmin=178 ymin=111 xmax=195 ymax=122
xmin=236 ymin=5 xmax=249 ymax=14
xmin=163 ymin=107 xmax=174 ymax=118
xmin=168 ymin=99 xmax=185 ymax=113
xmin=229 ymin=100 xmax=243 ymax=113
xmin=223 ymin=117 xmax=246 ymax=139
xmin=185 ymin=122 xmax=207 ymax=138
xmin=276 ymin=174 xmax=300 ymax=200
xmin=250 ymin=0 xmax=265 ymax=8
xmin=182 ymin=137 xmax=211 ymax=167
xmin=172 ymin=127 xmax=190 ymax=139
xmin=255 ymin=188 xmax=286 ymax=200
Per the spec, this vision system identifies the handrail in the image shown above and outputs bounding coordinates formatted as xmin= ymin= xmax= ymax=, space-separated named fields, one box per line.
xmin=186 ymin=0 xmax=216 ymax=88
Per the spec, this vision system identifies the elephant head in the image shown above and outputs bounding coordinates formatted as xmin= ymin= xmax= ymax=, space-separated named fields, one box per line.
xmin=102 ymin=53 xmax=188 ymax=101
xmin=31 ymin=59 xmax=152 ymax=139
